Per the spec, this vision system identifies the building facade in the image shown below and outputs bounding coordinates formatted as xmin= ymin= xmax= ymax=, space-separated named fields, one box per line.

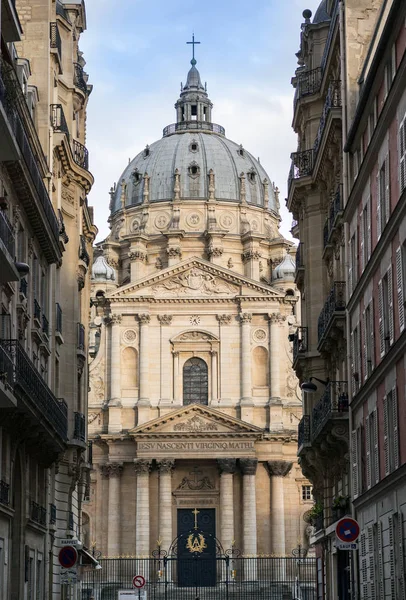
xmin=0 ymin=1 xmax=97 ymax=598
xmin=288 ymin=0 xmax=406 ymax=599
xmin=85 ymin=56 xmax=312 ymax=566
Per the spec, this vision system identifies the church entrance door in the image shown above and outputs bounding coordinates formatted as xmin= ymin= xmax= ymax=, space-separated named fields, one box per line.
xmin=176 ymin=508 xmax=216 ymax=587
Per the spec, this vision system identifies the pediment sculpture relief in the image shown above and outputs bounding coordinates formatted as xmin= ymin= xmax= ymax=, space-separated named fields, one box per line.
xmin=151 ymin=268 xmax=236 ymax=296
xmin=174 ymin=416 xmax=218 ymax=432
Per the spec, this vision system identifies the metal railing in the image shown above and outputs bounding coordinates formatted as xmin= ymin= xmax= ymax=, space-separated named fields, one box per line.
xmin=79 ymin=234 xmax=90 ymax=265
xmin=42 ymin=314 xmax=49 ymax=336
xmin=33 ymin=299 xmax=41 ymax=322
xmin=50 ymin=103 xmax=69 ymax=137
xmin=324 ymin=186 xmax=343 ymax=248
xmin=317 ymin=282 xmax=346 ymax=342
xmin=0 ymin=209 xmax=15 ymax=258
xmin=0 ymin=340 xmax=68 ymax=441
xmin=288 ymin=149 xmax=315 ymax=189
xmin=72 ymin=139 xmax=89 ymax=170
xmin=74 ymin=411 xmax=86 ymax=441
xmin=311 ymin=381 xmax=349 ymax=441
xmin=58 ymin=208 xmax=69 ymax=243
xmin=19 ymin=277 xmax=28 ymax=297
xmin=56 ymin=302 xmax=62 ymax=334
xmin=294 ymin=67 xmax=322 ymax=110
xmin=50 ymin=503 xmax=57 ymax=525
xmin=31 ymin=501 xmax=47 ymax=526
xmin=77 ymin=323 xmax=85 ymax=351
xmin=163 ymin=121 xmax=225 ymax=137
xmin=293 ymin=327 xmax=308 ymax=363
xmin=0 ymin=480 xmax=9 ymax=505
xmin=298 ymin=415 xmax=311 ymax=448
xmin=73 ymin=63 xmax=88 ymax=95
xmin=313 ymin=512 xmax=324 ymax=533
xmin=313 ymin=80 xmax=342 ymax=155
xmin=0 ymin=341 xmax=14 ymax=390
xmin=50 ymin=22 xmax=62 ymax=59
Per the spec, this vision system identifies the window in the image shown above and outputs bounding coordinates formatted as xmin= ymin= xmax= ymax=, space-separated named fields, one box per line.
xmin=378 ymin=267 xmax=394 ymax=356
xmin=247 ymin=170 xmax=256 ymax=183
xmin=302 ymin=485 xmax=312 ymax=501
xmin=183 ymin=358 xmax=208 ymax=406
xmin=351 ymin=325 xmax=361 ymax=395
xmin=396 ymin=245 xmax=405 ymax=333
xmin=190 ymin=142 xmax=198 ymax=152
xmin=383 ymin=387 xmax=399 ymax=475
xmin=237 ymin=145 xmax=244 ymax=157
xmin=360 ymin=200 xmax=371 ymax=272
xmin=399 ymin=112 xmax=406 ymax=193
xmin=191 ymin=104 xmax=197 ymax=120
xmin=348 ymin=233 xmax=357 ymax=295
xmin=362 ymin=301 xmax=374 ymax=380
xmin=143 ymin=145 xmax=150 ymax=158
xmin=377 ymin=155 xmax=390 ymax=239
xmin=351 ymin=426 xmax=363 ymax=499
xmin=365 ymin=409 xmax=379 ymax=489
xmin=36 ymin=555 xmax=43 ymax=600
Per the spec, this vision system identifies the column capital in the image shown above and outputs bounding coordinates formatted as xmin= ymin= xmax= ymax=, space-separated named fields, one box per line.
xmin=156 ymin=458 xmax=175 ymax=473
xmin=239 ymin=458 xmax=258 ymax=475
xmin=157 ymin=314 xmax=173 ymax=326
xmin=268 ymin=312 xmax=286 ymax=325
xmin=217 ymin=314 xmax=232 ymax=325
xmin=128 ymin=250 xmax=147 ymax=262
xmin=217 ymin=458 xmax=237 ymax=474
xmin=239 ymin=313 xmax=252 ymax=324
xmin=266 ymin=460 xmax=293 ymax=477
xmin=138 ymin=314 xmax=151 ymax=325
xmin=134 ymin=458 xmax=152 ymax=474
xmin=101 ymin=463 xmax=123 ymax=478
xmin=111 ymin=314 xmax=122 ymax=325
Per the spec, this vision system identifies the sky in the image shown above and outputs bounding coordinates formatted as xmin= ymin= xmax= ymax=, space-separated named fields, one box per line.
xmin=81 ymin=0 xmax=322 ymax=242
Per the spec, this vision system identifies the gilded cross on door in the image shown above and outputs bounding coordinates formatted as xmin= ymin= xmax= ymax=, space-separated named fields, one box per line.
xmin=192 ymin=508 xmax=200 ymax=530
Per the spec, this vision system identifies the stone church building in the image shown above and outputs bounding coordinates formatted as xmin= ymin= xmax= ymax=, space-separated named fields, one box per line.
xmin=85 ymin=53 xmax=311 ymax=560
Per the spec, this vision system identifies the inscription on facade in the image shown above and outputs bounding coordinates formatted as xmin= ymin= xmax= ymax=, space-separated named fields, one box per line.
xmin=137 ymin=440 xmax=254 ymax=452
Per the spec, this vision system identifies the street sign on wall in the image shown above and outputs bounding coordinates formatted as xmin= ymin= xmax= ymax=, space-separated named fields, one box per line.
xmin=58 ymin=546 xmax=78 ymax=569
xmin=335 ymin=517 xmax=360 ymax=544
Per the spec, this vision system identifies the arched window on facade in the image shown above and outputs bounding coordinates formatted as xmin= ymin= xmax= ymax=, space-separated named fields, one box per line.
xmin=183 ymin=357 xmax=208 ymax=406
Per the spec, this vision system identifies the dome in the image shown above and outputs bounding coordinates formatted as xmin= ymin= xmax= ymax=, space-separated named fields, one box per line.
xmin=110 ymin=57 xmax=278 ymax=215
xmin=272 ymin=252 xmax=296 ymax=281
xmin=91 ymin=255 xmax=116 ymax=281
xmin=312 ymin=0 xmax=331 ymax=24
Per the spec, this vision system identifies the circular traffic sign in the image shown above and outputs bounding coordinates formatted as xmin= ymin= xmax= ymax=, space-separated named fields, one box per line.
xmin=58 ymin=546 xmax=78 ymax=569
xmin=335 ymin=517 xmax=360 ymax=543
xmin=133 ymin=575 xmax=146 ymax=589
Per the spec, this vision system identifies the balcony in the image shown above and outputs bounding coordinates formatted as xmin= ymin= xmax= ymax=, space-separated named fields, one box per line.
xmin=298 ymin=415 xmax=311 ymax=455
xmin=0 ymin=57 xmax=61 ymax=263
xmin=313 ymin=512 xmax=324 ymax=533
xmin=50 ymin=103 xmax=69 ymax=137
xmin=73 ymin=139 xmax=89 ymax=171
xmin=0 ymin=340 xmax=68 ymax=453
xmin=317 ymin=282 xmax=346 ymax=351
xmin=31 ymin=501 xmax=47 ymax=526
xmin=293 ymin=67 xmax=322 ymax=111
xmin=313 ymin=80 xmax=342 ymax=156
xmin=163 ymin=121 xmax=225 ymax=137
xmin=73 ymin=411 xmax=86 ymax=442
xmin=19 ymin=277 xmax=28 ymax=298
xmin=50 ymin=22 xmax=62 ymax=69
xmin=0 ymin=209 xmax=19 ymax=283
xmin=42 ymin=314 xmax=49 ymax=337
xmin=311 ymin=381 xmax=349 ymax=443
xmin=323 ymin=186 xmax=343 ymax=252
xmin=294 ymin=242 xmax=304 ymax=287
xmin=0 ymin=480 xmax=10 ymax=505
xmin=292 ymin=326 xmax=308 ymax=366
xmin=288 ymin=149 xmax=314 ymax=193
xmin=73 ymin=63 xmax=88 ymax=95
xmin=33 ymin=299 xmax=41 ymax=323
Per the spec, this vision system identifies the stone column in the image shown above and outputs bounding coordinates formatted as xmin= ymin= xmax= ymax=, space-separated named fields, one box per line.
xmin=266 ymin=460 xmax=293 ymax=557
xmin=138 ymin=314 xmax=150 ymax=405
xmin=239 ymin=313 xmax=252 ymax=404
xmin=110 ymin=314 xmax=122 ymax=405
xmin=158 ymin=315 xmax=172 ymax=407
xmin=217 ymin=459 xmax=236 ymax=550
xmin=268 ymin=313 xmax=282 ymax=401
xmin=240 ymin=458 xmax=258 ymax=581
xmin=129 ymin=247 xmax=147 ymax=281
xmin=157 ymin=459 xmax=175 ymax=550
xmin=103 ymin=463 xmax=123 ymax=556
xmin=211 ymin=351 xmax=218 ymax=403
xmin=173 ymin=351 xmax=180 ymax=404
xmin=134 ymin=459 xmax=152 ymax=557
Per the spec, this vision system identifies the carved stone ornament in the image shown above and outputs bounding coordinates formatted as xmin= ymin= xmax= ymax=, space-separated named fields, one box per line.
xmin=207 ymin=245 xmax=223 ymax=258
xmin=156 ymin=459 xmax=175 ymax=473
xmin=101 ymin=463 xmax=123 ymax=478
xmin=239 ymin=458 xmax=258 ymax=475
xmin=217 ymin=314 xmax=232 ymax=325
xmin=186 ymin=212 xmax=202 ymax=227
xmin=176 ymin=468 xmax=215 ymax=491
xmin=217 ymin=458 xmax=237 ymax=474
xmin=266 ymin=460 xmax=293 ymax=478
xmin=152 ymin=267 xmax=236 ymax=296
xmin=242 ymin=250 xmax=261 ymax=263
xmin=174 ymin=416 xmax=218 ymax=432
xmin=269 ymin=312 xmax=286 ymax=325
xmin=220 ymin=213 xmax=235 ymax=230
xmin=166 ymin=246 xmax=182 ymax=258
xmin=253 ymin=328 xmax=267 ymax=342
xmin=178 ymin=331 xmax=216 ymax=341
xmin=239 ymin=313 xmax=252 ymax=324
xmin=227 ymin=257 xmax=234 ymax=269
xmin=88 ymin=412 xmax=101 ymax=424
xmin=123 ymin=329 xmax=137 ymax=343
xmin=111 ymin=314 xmax=122 ymax=325
xmin=155 ymin=257 xmax=163 ymax=270
xmin=128 ymin=250 xmax=147 ymax=262
xmin=139 ymin=314 xmax=151 ymax=325
xmin=155 ymin=214 xmax=170 ymax=230
xmin=158 ymin=314 xmax=173 ymax=325
xmin=134 ymin=459 xmax=152 ymax=474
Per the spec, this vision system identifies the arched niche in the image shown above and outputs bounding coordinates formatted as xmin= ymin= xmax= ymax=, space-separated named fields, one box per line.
xmin=252 ymin=345 xmax=269 ymax=387
xmin=121 ymin=346 xmax=138 ymax=391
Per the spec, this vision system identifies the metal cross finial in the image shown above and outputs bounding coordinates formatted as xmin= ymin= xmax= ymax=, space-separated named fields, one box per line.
xmin=192 ymin=508 xmax=200 ymax=530
xmin=187 ymin=33 xmax=200 ymax=62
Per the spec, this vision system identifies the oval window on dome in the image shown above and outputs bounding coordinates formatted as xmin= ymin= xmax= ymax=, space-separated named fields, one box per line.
xmin=189 ymin=141 xmax=199 ymax=153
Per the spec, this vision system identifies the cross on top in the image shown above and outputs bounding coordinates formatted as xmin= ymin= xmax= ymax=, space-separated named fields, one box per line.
xmin=187 ymin=33 xmax=200 ymax=62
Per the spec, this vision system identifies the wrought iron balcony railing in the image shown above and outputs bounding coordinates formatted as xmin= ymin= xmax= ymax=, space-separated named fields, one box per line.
xmin=163 ymin=121 xmax=225 ymax=137
xmin=0 ymin=209 xmax=15 ymax=258
xmin=79 ymin=234 xmax=90 ymax=266
xmin=324 ymin=186 xmax=343 ymax=249
xmin=317 ymin=282 xmax=346 ymax=343
xmin=292 ymin=326 xmax=308 ymax=363
xmin=0 ymin=340 xmax=68 ymax=441
xmin=294 ymin=67 xmax=322 ymax=110
xmin=72 ymin=139 xmax=89 ymax=170
xmin=50 ymin=503 xmax=57 ymax=525
xmin=33 ymin=299 xmax=41 ymax=322
xmin=56 ymin=302 xmax=62 ymax=334
xmin=58 ymin=208 xmax=69 ymax=243
xmin=311 ymin=381 xmax=349 ymax=442
xmin=50 ymin=22 xmax=62 ymax=60
xmin=313 ymin=80 xmax=342 ymax=155
xmin=0 ymin=480 xmax=10 ymax=505
xmin=31 ymin=501 xmax=47 ymax=526
xmin=298 ymin=415 xmax=311 ymax=449
xmin=50 ymin=103 xmax=69 ymax=137
xmin=77 ymin=323 xmax=85 ymax=351
xmin=19 ymin=277 xmax=28 ymax=297
xmin=74 ymin=411 xmax=86 ymax=441
xmin=73 ymin=63 xmax=88 ymax=95
xmin=288 ymin=149 xmax=315 ymax=190
xmin=0 ymin=341 xmax=14 ymax=390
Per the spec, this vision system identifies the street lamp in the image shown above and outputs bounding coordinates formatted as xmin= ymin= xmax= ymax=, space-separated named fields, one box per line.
xmin=301 ymin=377 xmax=328 ymax=393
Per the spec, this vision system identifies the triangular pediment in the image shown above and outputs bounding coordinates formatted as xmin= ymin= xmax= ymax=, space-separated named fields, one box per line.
xmin=129 ymin=404 xmax=264 ymax=436
xmin=106 ymin=257 xmax=283 ymax=300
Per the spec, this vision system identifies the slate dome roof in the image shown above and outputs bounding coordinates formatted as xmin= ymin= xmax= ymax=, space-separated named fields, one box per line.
xmin=312 ymin=0 xmax=331 ymax=24
xmin=272 ymin=252 xmax=296 ymax=282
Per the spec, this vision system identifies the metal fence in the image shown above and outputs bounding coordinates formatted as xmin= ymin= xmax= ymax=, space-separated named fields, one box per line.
xmin=81 ymin=556 xmax=317 ymax=600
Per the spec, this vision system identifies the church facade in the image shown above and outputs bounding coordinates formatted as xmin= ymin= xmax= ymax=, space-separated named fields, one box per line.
xmin=85 ymin=53 xmax=311 ymax=560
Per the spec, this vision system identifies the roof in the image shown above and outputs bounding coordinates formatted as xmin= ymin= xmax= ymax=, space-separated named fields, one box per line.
xmin=312 ymin=0 xmax=331 ymax=24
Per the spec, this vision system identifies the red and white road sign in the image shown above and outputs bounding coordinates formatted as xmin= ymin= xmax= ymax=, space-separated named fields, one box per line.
xmin=58 ymin=546 xmax=78 ymax=569
xmin=132 ymin=575 xmax=146 ymax=589
xmin=335 ymin=517 xmax=360 ymax=543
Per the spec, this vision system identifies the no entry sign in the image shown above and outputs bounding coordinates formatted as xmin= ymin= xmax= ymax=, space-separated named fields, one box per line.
xmin=58 ymin=546 xmax=78 ymax=569
xmin=335 ymin=517 xmax=360 ymax=543
xmin=133 ymin=575 xmax=146 ymax=589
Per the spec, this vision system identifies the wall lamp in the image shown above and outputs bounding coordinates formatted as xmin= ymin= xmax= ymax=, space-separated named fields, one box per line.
xmin=301 ymin=377 xmax=329 ymax=393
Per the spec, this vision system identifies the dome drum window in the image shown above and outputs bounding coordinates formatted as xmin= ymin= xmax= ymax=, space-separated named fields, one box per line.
xmin=188 ymin=161 xmax=200 ymax=178
xmin=143 ymin=145 xmax=150 ymax=158
xmin=132 ymin=169 xmax=141 ymax=184
xmin=189 ymin=140 xmax=199 ymax=153
xmin=247 ymin=170 xmax=256 ymax=184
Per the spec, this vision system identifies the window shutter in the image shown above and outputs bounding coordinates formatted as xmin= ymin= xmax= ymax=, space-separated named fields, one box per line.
xmin=360 ymin=210 xmax=365 ymax=272
xmin=351 ymin=331 xmax=356 ymax=395
xmin=373 ymin=408 xmax=380 ymax=484
xmin=384 ymin=395 xmax=390 ymax=476
xmin=361 ymin=531 xmax=368 ymax=599
xmin=370 ymin=300 xmax=375 ymax=371
xmin=352 ymin=429 xmax=359 ymax=498
xmin=385 ymin=155 xmax=390 ymax=226
xmin=397 ymin=512 xmax=406 ymax=600
xmin=378 ymin=280 xmax=385 ymax=356
xmin=377 ymin=521 xmax=384 ymax=598
xmin=367 ymin=524 xmax=376 ymax=600
xmin=388 ymin=265 xmax=394 ymax=345
xmin=389 ymin=515 xmax=396 ymax=600
xmin=399 ymin=115 xmax=406 ymax=193
xmin=396 ymin=247 xmax=405 ymax=332
xmin=393 ymin=386 xmax=399 ymax=470
xmin=362 ymin=310 xmax=368 ymax=381
xmin=367 ymin=197 xmax=372 ymax=259
xmin=349 ymin=238 xmax=353 ymax=296
xmin=377 ymin=171 xmax=382 ymax=240
xmin=365 ymin=415 xmax=371 ymax=489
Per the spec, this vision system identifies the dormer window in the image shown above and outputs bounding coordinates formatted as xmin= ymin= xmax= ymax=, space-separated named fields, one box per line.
xmin=247 ymin=170 xmax=256 ymax=183
xmin=189 ymin=140 xmax=199 ymax=153
xmin=143 ymin=145 xmax=150 ymax=158
xmin=188 ymin=162 xmax=200 ymax=178
xmin=238 ymin=144 xmax=244 ymax=157
xmin=132 ymin=169 xmax=141 ymax=184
